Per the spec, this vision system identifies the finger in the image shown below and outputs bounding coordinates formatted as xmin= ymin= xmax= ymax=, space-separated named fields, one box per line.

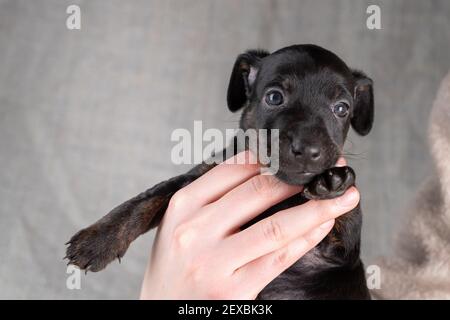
xmin=171 ymin=151 xmax=260 ymax=210
xmin=234 ymin=219 xmax=335 ymax=296
xmin=335 ymin=157 xmax=347 ymax=167
xmin=222 ymin=187 xmax=359 ymax=269
xmin=203 ymin=174 xmax=302 ymax=235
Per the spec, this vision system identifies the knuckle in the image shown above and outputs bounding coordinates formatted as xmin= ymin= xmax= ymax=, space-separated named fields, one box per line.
xmin=273 ymin=247 xmax=290 ymax=267
xmin=314 ymin=199 xmax=336 ymax=221
xmin=302 ymin=232 xmax=317 ymax=248
xmin=169 ymin=190 xmax=190 ymax=211
xmin=261 ymin=218 xmax=284 ymax=243
xmin=172 ymin=222 xmax=196 ymax=249
xmin=249 ymin=175 xmax=279 ymax=196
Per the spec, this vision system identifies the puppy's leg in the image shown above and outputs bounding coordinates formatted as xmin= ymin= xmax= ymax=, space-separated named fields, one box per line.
xmin=302 ymin=166 xmax=364 ymax=266
xmin=65 ymin=162 xmax=216 ymax=272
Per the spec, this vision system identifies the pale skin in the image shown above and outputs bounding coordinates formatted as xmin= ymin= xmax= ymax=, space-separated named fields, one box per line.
xmin=140 ymin=151 xmax=359 ymax=299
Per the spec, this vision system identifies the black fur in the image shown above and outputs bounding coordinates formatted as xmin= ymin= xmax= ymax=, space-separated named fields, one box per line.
xmin=66 ymin=44 xmax=374 ymax=299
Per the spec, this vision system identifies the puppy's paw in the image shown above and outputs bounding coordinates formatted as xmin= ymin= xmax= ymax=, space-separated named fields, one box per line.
xmin=65 ymin=223 xmax=128 ymax=273
xmin=303 ymin=166 xmax=355 ymax=200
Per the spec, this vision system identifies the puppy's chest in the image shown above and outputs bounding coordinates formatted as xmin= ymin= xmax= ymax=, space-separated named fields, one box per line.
xmin=256 ymin=248 xmax=330 ymax=300
xmin=247 ymin=194 xmax=345 ymax=299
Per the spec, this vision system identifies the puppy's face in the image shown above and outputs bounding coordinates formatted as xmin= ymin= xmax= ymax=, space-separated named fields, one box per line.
xmin=227 ymin=45 xmax=374 ymax=185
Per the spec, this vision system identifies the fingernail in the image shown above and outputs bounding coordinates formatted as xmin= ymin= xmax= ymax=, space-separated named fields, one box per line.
xmin=335 ymin=157 xmax=346 ymax=167
xmin=319 ymin=219 xmax=335 ymax=230
xmin=336 ymin=188 xmax=359 ymax=207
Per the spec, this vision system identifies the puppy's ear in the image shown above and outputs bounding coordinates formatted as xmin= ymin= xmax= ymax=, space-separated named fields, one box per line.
xmin=351 ymin=70 xmax=374 ymax=136
xmin=227 ymin=49 xmax=270 ymax=112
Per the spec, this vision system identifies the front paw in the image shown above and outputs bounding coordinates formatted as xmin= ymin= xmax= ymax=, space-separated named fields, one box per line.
xmin=65 ymin=223 xmax=128 ymax=272
xmin=303 ymin=166 xmax=355 ymax=200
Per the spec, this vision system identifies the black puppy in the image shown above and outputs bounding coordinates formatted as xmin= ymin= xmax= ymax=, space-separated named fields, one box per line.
xmin=66 ymin=44 xmax=373 ymax=299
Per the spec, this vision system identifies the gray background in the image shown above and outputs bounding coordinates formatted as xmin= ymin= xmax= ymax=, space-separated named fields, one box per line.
xmin=1 ymin=0 xmax=449 ymax=299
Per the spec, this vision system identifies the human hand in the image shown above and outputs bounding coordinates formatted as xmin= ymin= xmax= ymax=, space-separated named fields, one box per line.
xmin=140 ymin=152 xmax=359 ymax=299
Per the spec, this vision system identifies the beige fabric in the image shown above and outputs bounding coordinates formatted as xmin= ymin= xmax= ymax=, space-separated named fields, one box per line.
xmin=373 ymin=72 xmax=450 ymax=299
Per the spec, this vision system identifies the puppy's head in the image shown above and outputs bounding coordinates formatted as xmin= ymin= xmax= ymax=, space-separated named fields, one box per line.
xmin=227 ymin=44 xmax=374 ymax=185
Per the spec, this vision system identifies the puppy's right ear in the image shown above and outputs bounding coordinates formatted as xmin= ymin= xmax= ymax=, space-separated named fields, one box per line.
xmin=227 ymin=49 xmax=269 ymax=112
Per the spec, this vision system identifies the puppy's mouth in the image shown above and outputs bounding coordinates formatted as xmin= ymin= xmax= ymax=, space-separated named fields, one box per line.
xmin=292 ymin=170 xmax=316 ymax=178
xmin=275 ymin=169 xmax=323 ymax=185
xmin=261 ymin=152 xmax=340 ymax=185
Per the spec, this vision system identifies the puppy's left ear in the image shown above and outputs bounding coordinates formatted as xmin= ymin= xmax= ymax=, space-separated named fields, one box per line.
xmin=227 ymin=49 xmax=270 ymax=112
xmin=351 ymin=70 xmax=374 ymax=136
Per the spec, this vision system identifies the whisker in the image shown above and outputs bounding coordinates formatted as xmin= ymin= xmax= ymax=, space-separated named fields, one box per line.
xmin=340 ymin=150 xmax=367 ymax=160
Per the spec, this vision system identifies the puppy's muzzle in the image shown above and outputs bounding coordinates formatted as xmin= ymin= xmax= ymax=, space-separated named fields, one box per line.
xmin=284 ymin=125 xmax=338 ymax=173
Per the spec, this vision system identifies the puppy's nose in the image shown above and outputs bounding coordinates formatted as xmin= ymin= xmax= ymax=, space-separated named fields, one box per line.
xmin=290 ymin=143 xmax=321 ymax=161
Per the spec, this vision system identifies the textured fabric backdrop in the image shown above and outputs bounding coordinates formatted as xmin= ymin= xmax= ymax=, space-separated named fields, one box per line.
xmin=1 ymin=0 xmax=449 ymax=299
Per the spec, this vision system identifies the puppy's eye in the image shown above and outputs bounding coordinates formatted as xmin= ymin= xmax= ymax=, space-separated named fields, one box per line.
xmin=265 ymin=90 xmax=284 ymax=106
xmin=333 ymin=102 xmax=350 ymax=117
